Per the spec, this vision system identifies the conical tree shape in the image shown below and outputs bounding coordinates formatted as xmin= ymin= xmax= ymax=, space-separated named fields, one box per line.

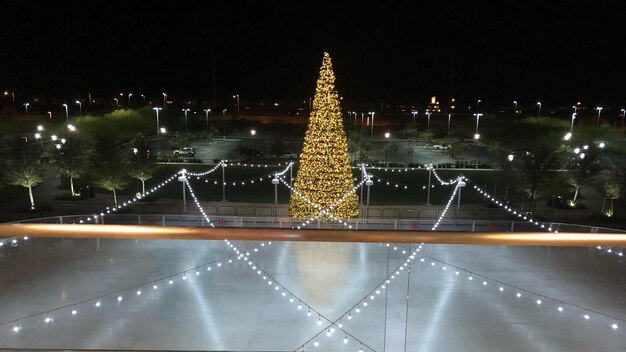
xmin=289 ymin=52 xmax=359 ymax=219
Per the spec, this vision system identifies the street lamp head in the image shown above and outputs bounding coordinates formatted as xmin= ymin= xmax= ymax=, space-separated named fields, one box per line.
xmin=153 ymin=107 xmax=162 ymax=111
xmin=160 ymin=127 xmax=167 ymax=133
xmin=384 ymin=132 xmax=390 ymax=139
xmin=75 ymin=100 xmax=80 ymax=104
xmin=596 ymin=106 xmax=603 ymax=111
xmin=474 ymin=133 xmax=480 ymax=140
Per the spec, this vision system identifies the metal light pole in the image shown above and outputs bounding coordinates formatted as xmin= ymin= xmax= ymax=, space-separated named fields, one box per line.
xmin=476 ymin=99 xmax=481 ymax=112
xmin=75 ymin=100 xmax=82 ymax=114
xmin=426 ymin=165 xmax=432 ymax=205
xmin=361 ymin=112 xmax=364 ymax=134
xmin=369 ymin=111 xmax=375 ymax=137
xmin=366 ymin=177 xmax=373 ymax=218
xmin=178 ymin=172 xmax=187 ymax=214
xmin=3 ymin=91 xmax=15 ymax=104
xmin=233 ymin=94 xmax=240 ymax=112
xmin=162 ymin=93 xmax=167 ymax=108
xmin=570 ymin=112 xmax=577 ymax=135
xmin=114 ymin=98 xmax=119 ymax=108
xmin=411 ymin=111 xmax=417 ymax=127
xmin=23 ymin=102 xmax=30 ymax=113
xmin=513 ymin=100 xmax=518 ymax=113
xmin=473 ymin=113 xmax=483 ymax=135
xmin=456 ymin=180 xmax=466 ymax=220
xmin=596 ymin=106 xmax=603 ymax=124
xmin=204 ymin=108 xmax=211 ymax=133
xmin=272 ymin=174 xmax=279 ymax=205
xmin=426 ymin=112 xmax=432 ymax=130
xmin=153 ymin=107 xmax=162 ymax=155
xmin=222 ymin=109 xmax=227 ymax=139
xmin=141 ymin=94 xmax=146 ymax=105
xmin=250 ymin=129 xmax=256 ymax=162
xmin=128 ymin=93 xmax=133 ymax=106
xmin=182 ymin=108 xmax=190 ymax=133
xmin=536 ymin=101 xmax=542 ymax=116
xmin=62 ymin=104 xmax=69 ymax=122
xmin=221 ymin=161 xmax=226 ymax=202
xmin=621 ymin=109 xmax=625 ymax=127
xmin=447 ymin=113 xmax=452 ymax=135
xmin=384 ymin=132 xmax=390 ymax=166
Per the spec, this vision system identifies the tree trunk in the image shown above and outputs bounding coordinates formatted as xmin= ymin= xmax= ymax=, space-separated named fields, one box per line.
xmin=70 ymin=176 xmax=75 ymax=196
xmin=572 ymin=186 xmax=580 ymax=205
xmin=28 ymin=185 xmax=35 ymax=209
xmin=141 ymin=179 xmax=146 ymax=195
xmin=113 ymin=188 xmax=118 ymax=207
xmin=601 ymin=197 xmax=606 ymax=213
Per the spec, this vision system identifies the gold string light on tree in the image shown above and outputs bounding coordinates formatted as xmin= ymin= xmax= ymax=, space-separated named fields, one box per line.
xmin=289 ymin=52 xmax=359 ymax=219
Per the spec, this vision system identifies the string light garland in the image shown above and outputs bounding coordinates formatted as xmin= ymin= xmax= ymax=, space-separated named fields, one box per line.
xmin=430 ymin=165 xmax=460 ymax=186
xmin=369 ymin=174 xmax=439 ymax=190
xmin=472 ymin=184 xmax=557 ymax=233
xmin=2 ymin=248 xmax=254 ymax=334
xmin=185 ymin=161 xmax=225 ymax=177
xmin=414 ymin=250 xmax=623 ymax=332
xmin=431 ymin=177 xmax=465 ymax=230
xmin=222 ymin=238 xmax=378 ymax=352
xmin=289 ymin=52 xmax=359 ymax=219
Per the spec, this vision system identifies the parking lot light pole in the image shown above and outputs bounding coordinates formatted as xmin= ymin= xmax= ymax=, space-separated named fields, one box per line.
xmin=411 ymin=111 xmax=417 ymax=127
xmin=222 ymin=109 xmax=227 ymax=139
xmin=596 ymin=106 xmax=603 ymax=124
xmin=182 ymin=108 xmax=190 ymax=133
xmin=426 ymin=164 xmax=432 ymax=205
xmin=456 ymin=179 xmax=466 ymax=221
xmin=447 ymin=113 xmax=452 ymax=135
xmin=62 ymin=104 xmax=69 ymax=123
xmin=621 ymin=109 xmax=626 ymax=127
xmin=153 ymin=107 xmax=162 ymax=155
xmin=426 ymin=111 xmax=432 ymax=130
xmin=369 ymin=111 xmax=375 ymax=137
xmin=178 ymin=171 xmax=187 ymax=214
xmin=250 ymin=129 xmax=256 ymax=162
xmin=366 ymin=177 xmax=374 ymax=218
xmin=221 ymin=161 xmax=226 ymax=202
xmin=204 ymin=108 xmax=211 ymax=133
xmin=272 ymin=174 xmax=279 ymax=205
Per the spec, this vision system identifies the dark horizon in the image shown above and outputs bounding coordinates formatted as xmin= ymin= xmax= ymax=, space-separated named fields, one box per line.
xmin=1 ymin=1 xmax=625 ymax=107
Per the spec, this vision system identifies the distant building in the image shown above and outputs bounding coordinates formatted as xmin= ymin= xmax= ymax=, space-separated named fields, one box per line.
xmin=427 ymin=96 xmax=441 ymax=113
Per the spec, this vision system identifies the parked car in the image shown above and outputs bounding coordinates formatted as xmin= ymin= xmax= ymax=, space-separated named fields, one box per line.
xmin=239 ymin=147 xmax=263 ymax=158
xmin=174 ymin=147 xmax=196 ymax=156
xmin=280 ymin=151 xmax=298 ymax=159
xmin=431 ymin=144 xmax=451 ymax=150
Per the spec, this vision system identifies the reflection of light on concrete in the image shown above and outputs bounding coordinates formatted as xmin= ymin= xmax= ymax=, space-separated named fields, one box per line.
xmin=296 ymin=242 xmax=351 ymax=307
xmin=417 ymin=281 xmax=453 ymax=352
xmin=188 ymin=278 xmax=224 ymax=349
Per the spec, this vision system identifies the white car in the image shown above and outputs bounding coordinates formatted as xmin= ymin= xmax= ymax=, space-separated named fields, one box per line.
xmin=432 ymin=144 xmax=451 ymax=150
xmin=174 ymin=147 xmax=196 ymax=156
xmin=278 ymin=151 xmax=298 ymax=159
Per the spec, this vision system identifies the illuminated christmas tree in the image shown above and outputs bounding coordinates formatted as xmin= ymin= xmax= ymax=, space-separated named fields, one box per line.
xmin=289 ymin=52 xmax=359 ymax=219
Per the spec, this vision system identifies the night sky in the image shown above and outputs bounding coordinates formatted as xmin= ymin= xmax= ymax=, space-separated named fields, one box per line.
xmin=1 ymin=1 xmax=625 ymax=106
